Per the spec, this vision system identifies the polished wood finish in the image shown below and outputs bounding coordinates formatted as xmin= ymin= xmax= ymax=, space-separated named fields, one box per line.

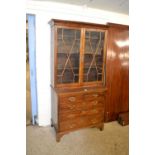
xmin=56 ymin=88 xmax=106 ymax=141
xmin=50 ymin=20 xmax=129 ymax=141
xmin=50 ymin=19 xmax=109 ymax=30
xmin=104 ymin=23 xmax=129 ymax=122
xmin=50 ymin=20 xmax=108 ymax=142
xmin=79 ymin=28 xmax=85 ymax=83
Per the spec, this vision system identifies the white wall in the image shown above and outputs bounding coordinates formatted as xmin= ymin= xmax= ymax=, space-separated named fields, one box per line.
xmin=26 ymin=0 xmax=129 ymax=126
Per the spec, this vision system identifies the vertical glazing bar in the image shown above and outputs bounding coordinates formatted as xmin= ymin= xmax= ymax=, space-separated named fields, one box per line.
xmin=102 ymin=31 xmax=108 ymax=86
xmin=79 ymin=28 xmax=85 ymax=84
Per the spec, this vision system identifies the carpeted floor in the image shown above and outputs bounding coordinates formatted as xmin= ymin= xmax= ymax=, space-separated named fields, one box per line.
xmin=26 ymin=122 xmax=128 ymax=155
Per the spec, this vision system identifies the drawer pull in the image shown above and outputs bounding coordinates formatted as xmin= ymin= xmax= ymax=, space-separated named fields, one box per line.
xmin=68 ymin=97 xmax=76 ymax=102
xmin=92 ymin=109 xmax=98 ymax=113
xmin=68 ymin=104 xmax=76 ymax=109
xmin=67 ymin=114 xmax=75 ymax=118
xmin=93 ymin=94 xmax=99 ymax=97
xmin=91 ymin=119 xmax=97 ymax=124
xmin=69 ymin=124 xmax=76 ymax=129
xmin=93 ymin=101 xmax=98 ymax=105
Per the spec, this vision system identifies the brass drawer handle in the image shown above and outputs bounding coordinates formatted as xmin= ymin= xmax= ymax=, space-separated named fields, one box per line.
xmin=68 ymin=97 xmax=76 ymax=102
xmin=92 ymin=109 xmax=98 ymax=113
xmin=67 ymin=114 xmax=75 ymax=118
xmin=68 ymin=104 xmax=76 ymax=109
xmin=91 ymin=119 xmax=97 ymax=124
xmin=93 ymin=94 xmax=99 ymax=97
xmin=69 ymin=124 xmax=76 ymax=129
xmin=92 ymin=101 xmax=98 ymax=105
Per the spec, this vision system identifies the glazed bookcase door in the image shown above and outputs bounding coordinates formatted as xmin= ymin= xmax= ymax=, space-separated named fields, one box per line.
xmin=83 ymin=30 xmax=105 ymax=82
xmin=56 ymin=27 xmax=81 ymax=84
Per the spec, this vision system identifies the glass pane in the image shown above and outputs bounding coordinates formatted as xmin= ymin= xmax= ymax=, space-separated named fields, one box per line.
xmin=83 ymin=30 xmax=105 ymax=82
xmin=57 ymin=28 xmax=80 ymax=84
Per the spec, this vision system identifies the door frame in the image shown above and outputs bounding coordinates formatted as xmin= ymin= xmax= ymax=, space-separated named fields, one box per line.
xmin=27 ymin=14 xmax=38 ymax=125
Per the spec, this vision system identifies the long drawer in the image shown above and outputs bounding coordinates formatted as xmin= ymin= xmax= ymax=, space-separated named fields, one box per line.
xmin=59 ymin=100 xmax=104 ymax=111
xmin=59 ymin=92 xmax=105 ymax=111
xmin=59 ymin=107 xmax=104 ymax=121
xmin=59 ymin=92 xmax=104 ymax=103
xmin=59 ymin=114 xmax=103 ymax=132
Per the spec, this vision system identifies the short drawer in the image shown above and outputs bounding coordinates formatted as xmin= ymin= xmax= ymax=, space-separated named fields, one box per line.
xmin=82 ymin=100 xmax=104 ymax=108
xmin=59 ymin=114 xmax=103 ymax=132
xmin=59 ymin=94 xmax=83 ymax=104
xmin=83 ymin=92 xmax=105 ymax=102
xmin=59 ymin=94 xmax=82 ymax=110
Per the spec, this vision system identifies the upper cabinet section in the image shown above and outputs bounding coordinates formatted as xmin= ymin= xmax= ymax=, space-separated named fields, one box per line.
xmin=49 ymin=19 xmax=108 ymax=88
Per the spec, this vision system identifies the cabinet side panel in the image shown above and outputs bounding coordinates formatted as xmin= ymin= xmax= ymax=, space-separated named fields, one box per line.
xmin=51 ymin=88 xmax=58 ymax=127
xmin=50 ymin=26 xmax=55 ymax=87
xmin=119 ymin=32 xmax=129 ymax=112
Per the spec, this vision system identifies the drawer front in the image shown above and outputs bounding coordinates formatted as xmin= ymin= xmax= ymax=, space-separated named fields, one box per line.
xmin=59 ymin=92 xmax=105 ymax=105
xmin=59 ymin=100 xmax=104 ymax=111
xmin=59 ymin=94 xmax=82 ymax=111
xmin=81 ymin=100 xmax=104 ymax=108
xmin=59 ymin=107 xmax=104 ymax=121
xmin=83 ymin=92 xmax=105 ymax=102
xmin=59 ymin=114 xmax=103 ymax=132
xmin=59 ymin=94 xmax=83 ymax=104
xmin=59 ymin=92 xmax=105 ymax=111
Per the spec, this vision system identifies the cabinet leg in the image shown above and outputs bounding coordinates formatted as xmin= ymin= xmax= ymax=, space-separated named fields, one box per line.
xmin=56 ymin=135 xmax=60 ymax=142
xmin=51 ymin=119 xmax=54 ymax=127
xmin=98 ymin=124 xmax=104 ymax=131
xmin=56 ymin=133 xmax=63 ymax=142
xmin=99 ymin=126 xmax=103 ymax=131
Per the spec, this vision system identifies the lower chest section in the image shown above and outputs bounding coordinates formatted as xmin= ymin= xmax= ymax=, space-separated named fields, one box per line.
xmin=58 ymin=91 xmax=105 ymax=132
